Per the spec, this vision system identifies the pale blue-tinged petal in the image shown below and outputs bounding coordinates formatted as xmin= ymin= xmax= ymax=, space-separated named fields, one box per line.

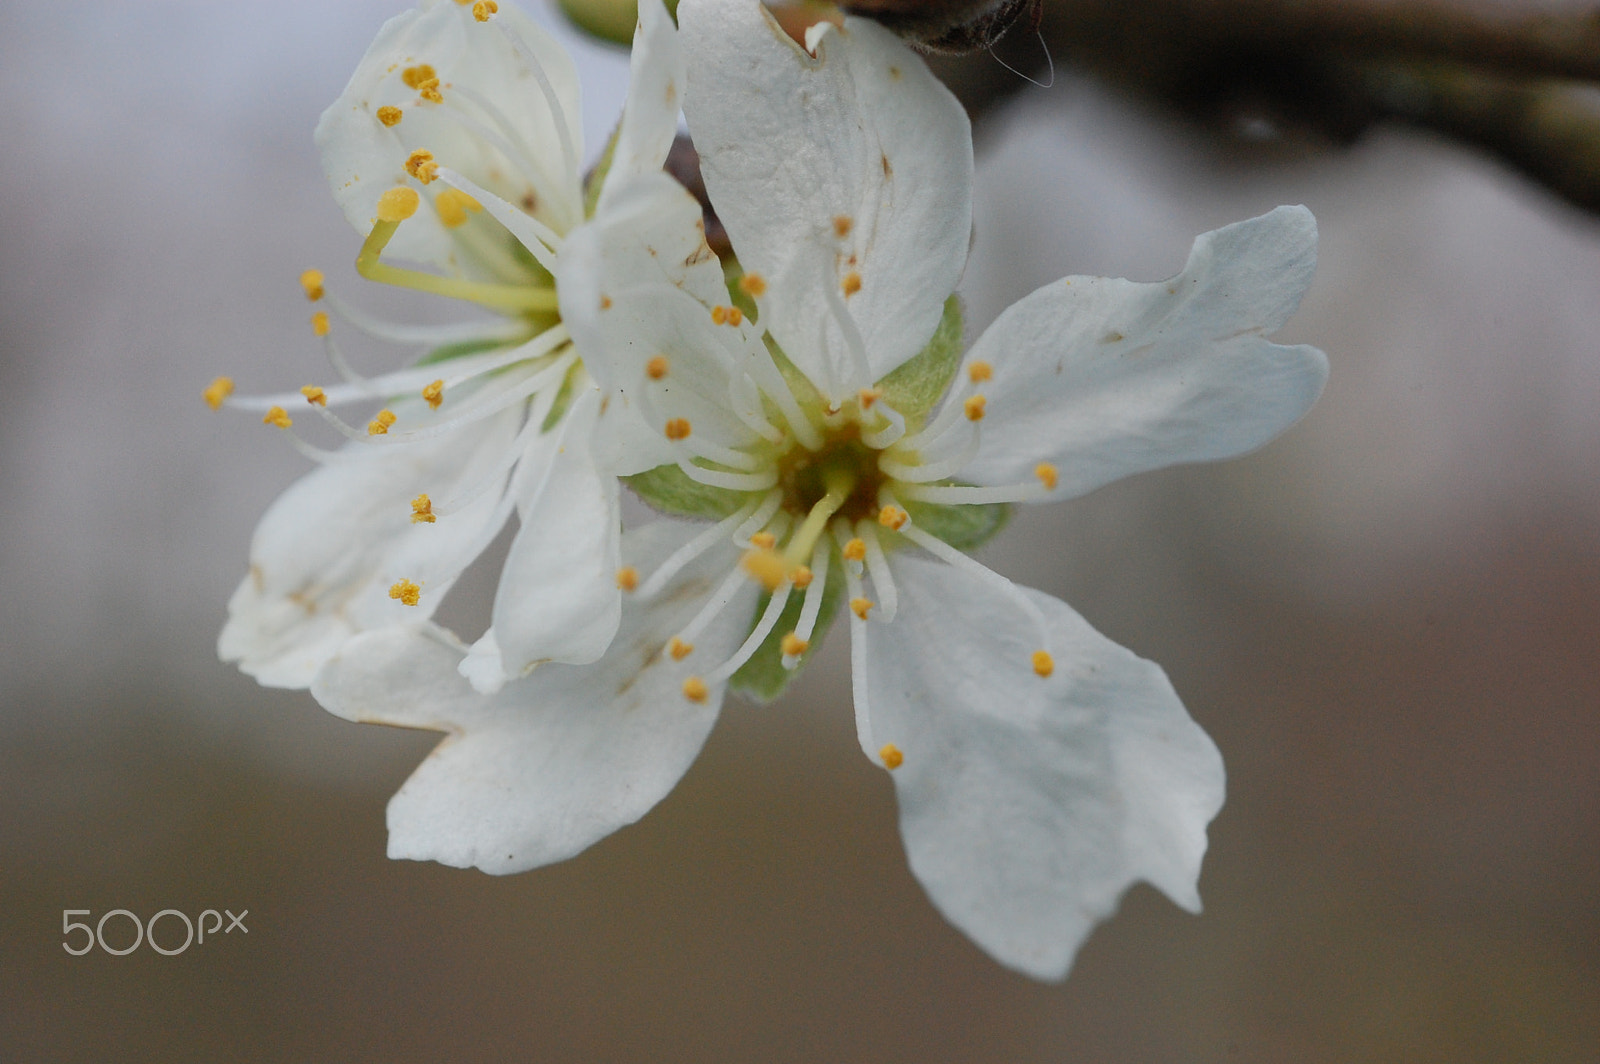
xmin=680 ymin=0 xmax=972 ymax=395
xmin=960 ymin=206 xmax=1327 ymax=497
xmin=310 ymin=521 xmax=753 ymax=874
xmin=860 ymin=552 xmax=1225 ymax=980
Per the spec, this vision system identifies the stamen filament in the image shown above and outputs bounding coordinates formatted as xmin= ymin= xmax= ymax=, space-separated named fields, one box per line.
xmin=858 ymin=522 xmax=899 ymax=623
xmin=357 ymin=218 xmax=558 ymax=314
xmin=637 ymin=494 xmax=767 ymax=600
xmin=704 ymin=583 xmax=793 ymax=685
xmin=669 ymin=567 xmax=750 ymax=653
xmin=674 ymin=459 xmax=778 ymax=492
xmin=895 ymin=482 xmax=1048 ymax=506
xmin=327 ymin=294 xmax=531 ymax=346
xmin=897 ymin=521 xmax=1054 ymax=655
xmin=435 ymin=167 xmax=563 ymax=273
xmin=491 ymin=21 xmax=578 ymax=203
xmin=785 ymin=537 xmax=832 ymax=669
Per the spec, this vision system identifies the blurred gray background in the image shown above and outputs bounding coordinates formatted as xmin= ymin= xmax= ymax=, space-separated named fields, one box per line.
xmin=1 ymin=1 xmax=1596 ymax=1060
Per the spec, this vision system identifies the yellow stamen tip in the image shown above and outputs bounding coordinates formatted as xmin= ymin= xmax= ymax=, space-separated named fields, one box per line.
xmin=967 ymin=361 xmax=993 ymax=383
xmin=964 ymin=394 xmax=987 ymax=421
xmin=790 ymin=565 xmax=814 ymax=589
xmin=616 ymin=566 xmax=639 ymax=592
xmin=434 ymin=188 xmax=482 ymax=228
xmin=710 ymin=305 xmax=743 ymax=327
xmin=663 ymin=417 xmax=692 ymax=441
xmin=780 ymin=632 xmax=809 ymax=657
xmin=599 ymin=295 xmax=612 ymax=310
xmin=850 ymin=597 xmax=874 ymax=620
xmin=263 ymin=406 xmax=292 ymax=429
xmin=843 ymin=537 xmax=866 ymax=562
xmin=857 ymin=387 xmax=882 ymax=409
xmin=367 ymin=409 xmax=397 ymax=435
xmin=418 ymin=80 xmax=443 ymax=104
xmin=878 ymin=505 xmax=908 ymax=531
xmin=388 ymin=579 xmax=422 ymax=606
xmin=422 ymin=379 xmax=445 ymax=410
xmin=376 ymin=105 xmax=403 ymax=127
xmin=668 ymin=637 xmax=694 ymax=661
xmin=833 ymin=215 xmax=853 ymax=238
xmin=376 ymin=186 xmax=420 ymax=223
xmin=682 ymin=676 xmax=708 ymax=702
xmin=1035 ymin=462 xmax=1059 ymax=490
xmin=410 ymin=494 xmax=436 ymax=524
xmin=203 ymin=376 xmax=235 ymax=410
xmin=299 ymin=268 xmax=325 ymax=301
xmin=841 ymin=271 xmax=862 ymax=297
xmin=740 ymin=548 xmax=788 ymax=592
xmin=749 ymin=531 xmax=777 ymax=550
xmin=879 ymin=743 xmax=904 ymax=770
xmin=646 ymin=355 xmax=669 ymax=380
xmin=311 ymin=311 xmax=331 ymax=337
xmin=738 ymin=272 xmax=767 ymax=297
xmin=404 ymin=148 xmax=439 ymax=185
xmin=1032 ymin=650 xmax=1054 ymax=678
xmin=472 ymin=0 xmax=499 ymax=19
xmin=300 ymin=385 xmax=327 ymax=406
xmin=400 ymin=64 xmax=436 ymax=90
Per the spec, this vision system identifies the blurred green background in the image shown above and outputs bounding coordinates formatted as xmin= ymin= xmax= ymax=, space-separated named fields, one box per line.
xmin=1 ymin=1 xmax=1596 ymax=1060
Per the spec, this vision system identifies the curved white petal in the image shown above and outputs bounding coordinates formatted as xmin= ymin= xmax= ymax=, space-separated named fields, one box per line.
xmin=597 ymin=0 xmax=683 ymax=208
xmin=960 ymin=206 xmax=1328 ymax=497
xmin=492 ymin=389 xmax=622 ymax=672
xmin=315 ymin=0 xmax=583 ymax=270
xmin=680 ymin=0 xmax=972 ymax=394
xmin=859 ymin=552 xmax=1225 ymax=980
xmin=218 ymin=407 xmax=521 ymax=688
xmin=310 ymin=521 xmax=753 ymax=874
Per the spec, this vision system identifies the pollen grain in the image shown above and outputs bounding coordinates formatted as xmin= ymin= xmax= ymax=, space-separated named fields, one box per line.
xmin=263 ymin=406 xmax=292 ymax=429
xmin=410 ymin=494 xmax=437 ymax=524
xmin=1032 ymin=650 xmax=1055 ymax=678
xmin=388 ymin=579 xmax=423 ymax=606
xmin=879 ymin=743 xmax=904 ymax=770
xmin=203 ymin=376 xmax=235 ymax=410
xmin=299 ymin=268 xmax=325 ymax=301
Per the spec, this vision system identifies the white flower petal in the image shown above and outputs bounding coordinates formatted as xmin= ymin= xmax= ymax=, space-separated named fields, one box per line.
xmin=315 ymin=0 xmax=583 ymax=269
xmin=860 ymin=552 xmax=1225 ymax=980
xmin=219 ymin=407 xmax=520 ymax=688
xmin=596 ymin=0 xmax=683 ymax=208
xmin=680 ymin=0 xmax=972 ymax=394
xmin=492 ymin=389 xmax=622 ymax=672
xmin=961 ymin=205 xmax=1328 ymax=497
xmin=310 ymin=521 xmax=754 ymax=874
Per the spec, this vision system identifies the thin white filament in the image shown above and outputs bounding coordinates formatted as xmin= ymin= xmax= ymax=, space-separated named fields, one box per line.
xmin=704 ymin=583 xmax=793 ymax=685
xmin=857 ymin=522 xmax=899 ymax=624
xmin=635 ymin=494 xmax=766 ymax=600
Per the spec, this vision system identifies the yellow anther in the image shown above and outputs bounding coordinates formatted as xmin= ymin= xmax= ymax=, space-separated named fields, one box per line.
xmin=682 ymin=676 xmax=708 ymax=703
xmin=311 ymin=311 xmax=331 ymax=337
xmin=300 ymin=385 xmax=327 ymax=406
xmin=616 ymin=566 xmax=639 ymax=592
xmin=967 ymin=361 xmax=993 ymax=383
xmin=780 ymin=632 xmax=809 ymax=657
xmin=645 ymin=355 xmax=669 ymax=380
xmin=833 ymin=215 xmax=853 ymax=238
xmin=749 ymin=532 xmax=777 ymax=550
xmin=203 ymin=376 xmax=234 ymax=410
xmin=841 ymin=271 xmax=862 ymax=297
xmin=472 ymin=0 xmax=499 ymax=19
xmin=740 ymin=548 xmax=787 ymax=592
xmin=842 ymin=537 xmax=866 ymax=562
xmin=738 ymin=272 xmax=767 ymax=297
xmin=1032 ymin=650 xmax=1055 ymax=678
xmin=299 ymin=268 xmax=325 ymax=301
xmin=857 ymin=387 xmax=882 ymax=409
xmin=417 ymin=77 xmax=443 ymax=103
xmin=434 ymin=188 xmax=482 ymax=228
xmin=401 ymin=64 xmax=437 ymax=89
xmin=367 ymin=409 xmax=397 ymax=435
xmin=376 ymin=186 xmax=420 ymax=222
xmin=422 ymin=379 xmax=445 ymax=410
xmin=1035 ymin=462 xmax=1059 ymax=490
xmin=404 ymin=148 xmax=439 ymax=184
xmin=664 ymin=417 xmax=691 ymax=441
xmin=388 ymin=579 xmax=422 ymax=606
xmin=879 ymin=743 xmax=904 ymax=770
xmin=790 ymin=565 xmax=814 ymax=589
xmin=263 ymin=406 xmax=292 ymax=429
xmin=964 ymin=394 xmax=987 ymax=421
xmin=878 ymin=505 xmax=908 ymax=531
xmin=410 ymin=494 xmax=436 ymax=524
xmin=710 ymin=305 xmax=743 ymax=326
xmin=376 ymin=105 xmax=403 ymax=127
xmin=600 ymin=295 xmax=612 ymax=310
xmin=728 ymin=306 xmax=744 ymax=326
xmin=668 ymin=637 xmax=694 ymax=660
xmin=850 ymin=597 xmax=874 ymax=620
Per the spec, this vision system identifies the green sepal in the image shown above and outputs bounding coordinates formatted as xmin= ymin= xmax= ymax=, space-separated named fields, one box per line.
xmin=582 ymin=123 xmax=622 ymax=220
xmin=877 ymin=295 xmax=963 ymax=426
xmin=723 ymin=259 xmax=758 ymax=322
xmin=417 ymin=335 xmax=519 ymax=367
xmin=624 ymin=463 xmax=747 ymax=520
xmin=556 ymin=0 xmax=639 ymax=48
xmin=540 ymin=361 xmax=583 ymax=432
xmin=905 ymin=497 xmax=1012 ymax=552
xmin=729 ymin=562 xmax=844 ymax=703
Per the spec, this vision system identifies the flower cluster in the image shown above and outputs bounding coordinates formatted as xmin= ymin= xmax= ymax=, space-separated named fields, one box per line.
xmin=216 ymin=0 xmax=1326 ymax=980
